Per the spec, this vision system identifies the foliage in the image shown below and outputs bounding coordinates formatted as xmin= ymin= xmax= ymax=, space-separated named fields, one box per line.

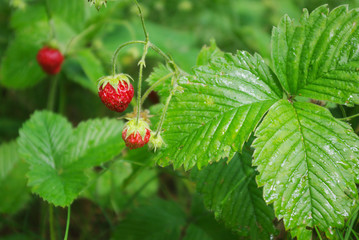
xmin=2 ymin=0 xmax=359 ymax=240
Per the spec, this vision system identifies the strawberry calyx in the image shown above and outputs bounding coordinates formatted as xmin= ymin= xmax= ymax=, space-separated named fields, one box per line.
xmin=97 ymin=74 xmax=131 ymax=94
xmin=148 ymin=133 xmax=165 ymax=152
xmin=123 ymin=118 xmax=151 ymax=141
xmin=88 ymin=0 xmax=107 ymax=10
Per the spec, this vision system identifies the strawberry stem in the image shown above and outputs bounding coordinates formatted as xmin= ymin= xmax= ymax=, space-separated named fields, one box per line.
xmin=338 ymin=112 xmax=359 ymax=121
xmin=155 ymin=92 xmax=173 ymax=137
xmin=136 ymin=41 xmax=150 ymax=124
xmin=63 ymin=205 xmax=71 ymax=240
xmin=112 ymin=40 xmax=146 ymax=76
xmin=140 ymin=72 xmax=174 ymax=105
xmin=134 ymin=0 xmax=149 ymax=41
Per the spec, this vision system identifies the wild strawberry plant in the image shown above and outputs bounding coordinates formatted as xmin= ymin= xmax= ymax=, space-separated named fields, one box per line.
xmin=2 ymin=0 xmax=359 ymax=239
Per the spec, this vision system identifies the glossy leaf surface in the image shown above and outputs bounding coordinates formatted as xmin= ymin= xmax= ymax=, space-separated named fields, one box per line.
xmin=156 ymin=51 xmax=282 ymax=169
xmin=192 ymin=149 xmax=276 ymax=239
xmin=253 ymin=100 xmax=359 ymax=238
xmin=272 ymin=5 xmax=359 ymax=105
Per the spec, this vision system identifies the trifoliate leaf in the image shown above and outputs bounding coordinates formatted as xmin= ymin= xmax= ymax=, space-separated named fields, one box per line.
xmin=18 ymin=111 xmax=125 ymax=207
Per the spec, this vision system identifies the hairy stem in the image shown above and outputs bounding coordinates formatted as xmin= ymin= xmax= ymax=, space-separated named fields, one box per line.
xmin=155 ymin=92 xmax=173 ymax=136
xmin=133 ymin=0 xmax=149 ymax=40
xmin=140 ymin=72 xmax=174 ymax=105
xmin=136 ymin=42 xmax=150 ymax=123
xmin=112 ymin=40 xmax=146 ymax=76
xmin=338 ymin=113 xmax=359 ymax=121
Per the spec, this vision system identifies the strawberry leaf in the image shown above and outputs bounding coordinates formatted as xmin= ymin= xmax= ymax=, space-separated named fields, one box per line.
xmin=18 ymin=111 xmax=125 ymax=207
xmin=155 ymin=51 xmax=282 ymax=169
xmin=192 ymin=149 xmax=276 ymax=239
xmin=253 ymin=100 xmax=359 ymax=238
xmin=272 ymin=5 xmax=359 ymax=105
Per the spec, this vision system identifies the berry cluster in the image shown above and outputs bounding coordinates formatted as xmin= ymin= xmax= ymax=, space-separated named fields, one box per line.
xmin=97 ymin=74 xmax=164 ymax=150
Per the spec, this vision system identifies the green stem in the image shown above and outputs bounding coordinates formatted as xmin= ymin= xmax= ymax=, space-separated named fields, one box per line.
xmin=49 ymin=204 xmax=56 ymax=240
xmin=133 ymin=0 xmax=149 ymax=40
xmin=136 ymin=42 xmax=150 ymax=123
xmin=140 ymin=72 xmax=174 ymax=105
xmin=112 ymin=40 xmax=146 ymax=75
xmin=338 ymin=113 xmax=359 ymax=121
xmin=63 ymin=205 xmax=71 ymax=240
xmin=155 ymin=92 xmax=173 ymax=136
xmin=47 ymin=75 xmax=59 ymax=111
xmin=315 ymin=226 xmax=323 ymax=240
xmin=339 ymin=105 xmax=347 ymax=118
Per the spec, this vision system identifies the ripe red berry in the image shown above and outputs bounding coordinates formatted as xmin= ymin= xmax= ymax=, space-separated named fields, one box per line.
xmin=98 ymin=74 xmax=134 ymax=112
xmin=36 ymin=46 xmax=64 ymax=75
xmin=122 ymin=119 xmax=151 ymax=149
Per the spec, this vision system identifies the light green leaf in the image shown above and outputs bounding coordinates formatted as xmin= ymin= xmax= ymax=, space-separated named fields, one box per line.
xmin=18 ymin=111 xmax=85 ymax=206
xmin=192 ymin=149 xmax=276 ymax=239
xmin=63 ymin=118 xmax=125 ymax=169
xmin=111 ymin=199 xmax=186 ymax=240
xmin=272 ymin=5 xmax=359 ymax=105
xmin=0 ymin=141 xmax=30 ymax=214
xmin=253 ymin=100 xmax=359 ymax=238
xmin=18 ymin=111 xmax=125 ymax=207
xmin=156 ymin=51 xmax=282 ymax=170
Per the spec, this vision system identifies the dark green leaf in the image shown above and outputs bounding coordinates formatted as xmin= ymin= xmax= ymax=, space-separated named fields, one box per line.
xmin=192 ymin=149 xmax=276 ymax=239
xmin=111 ymin=199 xmax=186 ymax=240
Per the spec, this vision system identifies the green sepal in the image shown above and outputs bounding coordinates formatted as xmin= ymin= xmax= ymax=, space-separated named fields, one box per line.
xmin=88 ymin=0 xmax=107 ymax=11
xmin=149 ymin=134 xmax=166 ymax=152
xmin=123 ymin=118 xmax=151 ymax=141
xmin=97 ymin=74 xmax=131 ymax=93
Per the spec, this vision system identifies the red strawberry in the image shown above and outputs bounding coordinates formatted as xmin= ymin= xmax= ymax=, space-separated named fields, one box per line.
xmin=122 ymin=119 xmax=151 ymax=149
xmin=98 ymin=74 xmax=134 ymax=112
xmin=37 ymin=46 xmax=64 ymax=75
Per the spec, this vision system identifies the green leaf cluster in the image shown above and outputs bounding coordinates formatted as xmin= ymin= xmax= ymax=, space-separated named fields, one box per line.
xmin=155 ymin=5 xmax=359 ymax=239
